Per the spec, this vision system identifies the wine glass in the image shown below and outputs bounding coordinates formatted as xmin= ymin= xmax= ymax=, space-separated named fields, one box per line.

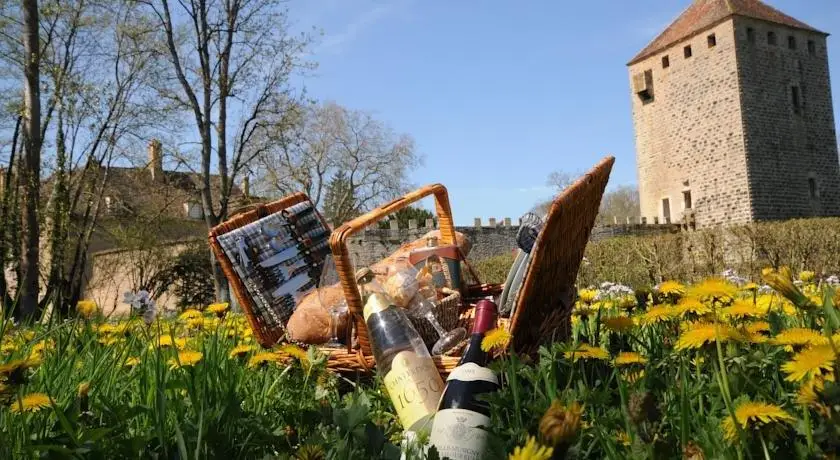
xmin=318 ymin=255 xmax=347 ymax=348
xmin=413 ymin=285 xmax=467 ymax=355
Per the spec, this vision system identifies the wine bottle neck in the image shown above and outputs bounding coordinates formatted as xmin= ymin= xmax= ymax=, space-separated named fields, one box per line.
xmin=460 ymin=333 xmax=489 ymax=366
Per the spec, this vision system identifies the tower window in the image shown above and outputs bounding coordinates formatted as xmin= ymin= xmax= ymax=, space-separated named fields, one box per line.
xmin=788 ymin=35 xmax=796 ymax=50
xmin=683 ymin=190 xmax=693 ymax=210
xmin=747 ymin=27 xmax=755 ymax=43
xmin=662 ymin=55 xmax=670 ymax=68
xmin=808 ymin=178 xmax=818 ymax=199
xmin=662 ymin=198 xmax=671 ymax=223
xmin=791 ymin=86 xmax=801 ymax=114
xmin=768 ymin=31 xmax=777 ymax=46
xmin=707 ymin=33 xmax=717 ymax=48
xmin=808 ymin=40 xmax=816 ymax=54
xmin=684 ymin=45 xmax=692 ymax=58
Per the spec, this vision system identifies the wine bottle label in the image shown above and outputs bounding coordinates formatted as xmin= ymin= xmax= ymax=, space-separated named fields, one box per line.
xmin=446 ymin=362 xmax=498 ymax=384
xmin=383 ymin=350 xmax=444 ymax=431
xmin=430 ymin=408 xmax=492 ymax=460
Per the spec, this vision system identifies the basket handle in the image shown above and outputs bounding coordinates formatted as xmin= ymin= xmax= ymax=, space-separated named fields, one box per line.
xmin=329 ymin=184 xmax=456 ymax=317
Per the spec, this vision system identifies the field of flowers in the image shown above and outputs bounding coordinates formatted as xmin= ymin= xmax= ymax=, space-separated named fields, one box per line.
xmin=1 ymin=267 xmax=839 ymax=459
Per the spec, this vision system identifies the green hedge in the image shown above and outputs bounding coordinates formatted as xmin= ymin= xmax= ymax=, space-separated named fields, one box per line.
xmin=578 ymin=217 xmax=840 ymax=288
xmin=472 ymin=217 xmax=840 ymax=290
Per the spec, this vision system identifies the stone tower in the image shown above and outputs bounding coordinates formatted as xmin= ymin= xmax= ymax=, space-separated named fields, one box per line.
xmin=628 ymin=0 xmax=840 ymax=227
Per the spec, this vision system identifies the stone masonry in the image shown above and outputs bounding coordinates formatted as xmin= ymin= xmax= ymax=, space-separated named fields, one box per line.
xmin=628 ymin=0 xmax=840 ymax=228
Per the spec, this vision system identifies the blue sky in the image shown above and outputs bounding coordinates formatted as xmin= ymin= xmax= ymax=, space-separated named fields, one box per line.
xmin=289 ymin=0 xmax=840 ymax=225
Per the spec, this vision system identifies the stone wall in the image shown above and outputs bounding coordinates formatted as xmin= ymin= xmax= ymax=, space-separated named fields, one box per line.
xmin=734 ymin=17 xmax=840 ymax=220
xmin=346 ymin=224 xmax=521 ymax=267
xmin=630 ymin=19 xmax=752 ymax=228
xmin=83 ymin=221 xmax=683 ymax=311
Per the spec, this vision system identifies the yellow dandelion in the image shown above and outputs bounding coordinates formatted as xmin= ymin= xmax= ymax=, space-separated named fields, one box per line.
xmin=673 ymin=298 xmax=712 ymax=317
xmin=745 ymin=321 xmax=770 ymax=335
xmin=207 ymin=302 xmax=229 ymax=314
xmin=509 ymin=435 xmax=553 ymax=460
xmin=675 ymin=323 xmax=743 ymax=350
xmin=98 ymin=335 xmax=124 ymax=346
xmin=741 ymin=321 xmax=771 ymax=344
xmin=9 ymin=392 xmax=52 ymax=413
xmin=622 ymin=369 xmax=646 ymax=384
xmin=772 ymin=328 xmax=826 ymax=349
xmin=481 ymin=328 xmax=512 ymax=353
xmin=295 ymin=444 xmax=325 ymax=460
xmin=565 ymin=344 xmax=610 ymax=362
xmin=186 ymin=317 xmax=205 ymax=329
xmin=795 ymin=374 xmax=834 ymax=406
xmin=278 ymin=344 xmax=310 ymax=363
xmin=248 ymin=352 xmax=287 ymax=369
xmin=720 ymin=300 xmax=763 ymax=319
xmin=799 ymin=271 xmax=815 ymax=283
xmin=637 ymin=305 xmax=677 ymax=326
xmin=76 ymin=300 xmax=98 ymax=319
xmin=149 ymin=335 xmax=188 ymax=350
xmin=97 ymin=323 xmax=119 ymax=335
xmin=539 ymin=400 xmax=582 ymax=447
xmin=124 ymin=357 xmax=140 ymax=368
xmin=755 ymin=294 xmax=796 ymax=316
xmin=781 ymin=345 xmax=835 ymax=382
xmin=31 ymin=340 xmax=52 ymax=355
xmin=614 ymin=352 xmax=647 ymax=367
xmin=0 ymin=358 xmax=38 ymax=376
xmin=602 ymin=315 xmax=635 ymax=333
xmin=658 ymin=280 xmax=685 ymax=296
xmin=688 ymin=278 xmax=737 ymax=301
xmin=721 ymin=401 xmax=794 ymax=443
xmin=577 ymin=289 xmax=597 ymax=304
xmin=229 ymin=344 xmax=255 ymax=359
xmin=742 ymin=282 xmax=759 ymax=291
xmin=167 ymin=350 xmax=203 ymax=370
xmin=615 ymin=430 xmax=632 ymax=447
xmin=179 ymin=309 xmax=203 ymax=321
xmin=1 ymin=341 xmax=16 ymax=355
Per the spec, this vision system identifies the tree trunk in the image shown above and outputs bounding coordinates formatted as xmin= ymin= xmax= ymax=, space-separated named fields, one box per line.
xmin=18 ymin=0 xmax=42 ymax=321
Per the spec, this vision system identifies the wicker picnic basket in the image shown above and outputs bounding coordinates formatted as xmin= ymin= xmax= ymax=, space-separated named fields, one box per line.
xmin=209 ymin=156 xmax=614 ymax=374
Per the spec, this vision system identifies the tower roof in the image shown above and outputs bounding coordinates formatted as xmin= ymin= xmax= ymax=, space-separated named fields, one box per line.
xmin=628 ymin=0 xmax=826 ymax=65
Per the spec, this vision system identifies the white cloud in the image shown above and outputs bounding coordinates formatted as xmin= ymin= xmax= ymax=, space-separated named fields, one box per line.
xmin=316 ymin=0 xmax=412 ymax=54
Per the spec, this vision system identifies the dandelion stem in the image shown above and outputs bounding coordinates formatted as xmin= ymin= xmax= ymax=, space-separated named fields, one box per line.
xmin=759 ymin=432 xmax=771 ymax=460
xmin=803 ymin=405 xmax=814 ymax=452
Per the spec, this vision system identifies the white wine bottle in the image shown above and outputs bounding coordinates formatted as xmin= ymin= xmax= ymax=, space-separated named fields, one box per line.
xmin=430 ymin=300 xmax=500 ymax=460
xmin=364 ymin=292 xmax=444 ymax=433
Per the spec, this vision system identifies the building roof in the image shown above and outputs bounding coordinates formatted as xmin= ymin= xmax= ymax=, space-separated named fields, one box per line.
xmin=628 ymin=0 xmax=826 ymax=65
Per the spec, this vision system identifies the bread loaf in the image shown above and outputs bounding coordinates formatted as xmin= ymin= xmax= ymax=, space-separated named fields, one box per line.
xmin=285 ymin=230 xmax=472 ymax=344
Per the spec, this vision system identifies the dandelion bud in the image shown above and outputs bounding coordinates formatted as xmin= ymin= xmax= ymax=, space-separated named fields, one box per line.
xmin=683 ymin=441 xmax=706 ymax=460
xmin=628 ymin=391 xmax=660 ymax=426
xmin=539 ymin=400 xmax=582 ymax=448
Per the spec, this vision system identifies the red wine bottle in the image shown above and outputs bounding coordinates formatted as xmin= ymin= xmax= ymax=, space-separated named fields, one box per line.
xmin=430 ymin=300 xmax=499 ymax=460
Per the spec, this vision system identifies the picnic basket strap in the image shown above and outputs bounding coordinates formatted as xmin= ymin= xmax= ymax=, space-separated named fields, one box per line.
xmin=329 ymin=184 xmax=456 ymax=355
xmin=507 ymin=156 xmax=615 ymax=355
xmin=208 ymin=192 xmax=311 ymax=348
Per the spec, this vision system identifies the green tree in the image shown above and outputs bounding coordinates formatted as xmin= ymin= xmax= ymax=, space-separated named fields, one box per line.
xmin=322 ymin=171 xmax=359 ymax=226
xmin=378 ymin=206 xmax=434 ymax=229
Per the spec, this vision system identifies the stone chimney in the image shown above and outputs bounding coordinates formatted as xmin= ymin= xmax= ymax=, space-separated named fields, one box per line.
xmin=242 ymin=176 xmax=250 ymax=198
xmin=148 ymin=139 xmax=163 ymax=182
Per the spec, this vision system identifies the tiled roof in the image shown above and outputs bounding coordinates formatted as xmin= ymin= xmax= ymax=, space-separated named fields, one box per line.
xmin=628 ymin=0 xmax=825 ymax=65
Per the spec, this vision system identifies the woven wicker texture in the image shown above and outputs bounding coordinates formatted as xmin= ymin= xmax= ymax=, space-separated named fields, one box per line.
xmin=329 ymin=184 xmax=457 ymax=356
xmin=508 ymin=156 xmax=615 ymax=355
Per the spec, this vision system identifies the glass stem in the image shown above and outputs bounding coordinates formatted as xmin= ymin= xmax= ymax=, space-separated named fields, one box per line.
xmin=329 ymin=310 xmax=341 ymax=343
xmin=424 ymin=311 xmax=447 ymax=338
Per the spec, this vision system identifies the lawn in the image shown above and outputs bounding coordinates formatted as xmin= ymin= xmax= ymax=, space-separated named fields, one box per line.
xmin=1 ymin=267 xmax=839 ymax=459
